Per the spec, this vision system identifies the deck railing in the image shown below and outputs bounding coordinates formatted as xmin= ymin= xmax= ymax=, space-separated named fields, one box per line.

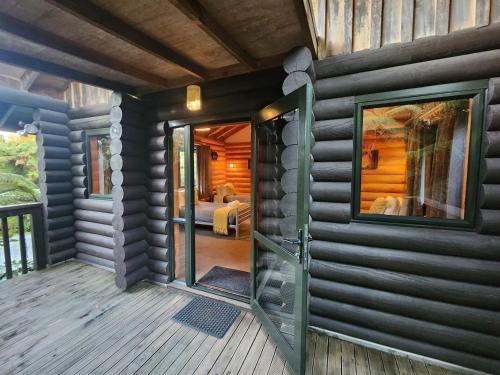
xmin=0 ymin=202 xmax=46 ymax=280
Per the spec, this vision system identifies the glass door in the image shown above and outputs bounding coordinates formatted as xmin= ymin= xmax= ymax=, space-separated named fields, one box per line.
xmin=251 ymin=84 xmax=313 ymax=375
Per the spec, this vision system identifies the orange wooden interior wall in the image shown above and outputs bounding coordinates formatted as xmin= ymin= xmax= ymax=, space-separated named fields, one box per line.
xmin=225 ymin=142 xmax=251 ymax=194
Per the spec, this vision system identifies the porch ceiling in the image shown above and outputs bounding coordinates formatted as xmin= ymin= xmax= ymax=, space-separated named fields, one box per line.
xmin=0 ymin=0 xmax=314 ymax=94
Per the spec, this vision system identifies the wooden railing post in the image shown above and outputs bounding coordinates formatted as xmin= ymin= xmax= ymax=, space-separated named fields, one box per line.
xmin=18 ymin=215 xmax=28 ymax=274
xmin=30 ymin=208 xmax=47 ymax=271
xmin=1 ymin=217 xmax=13 ymax=279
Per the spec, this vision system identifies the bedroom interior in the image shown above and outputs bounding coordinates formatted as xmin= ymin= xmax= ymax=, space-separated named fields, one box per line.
xmin=173 ymin=121 xmax=252 ymax=297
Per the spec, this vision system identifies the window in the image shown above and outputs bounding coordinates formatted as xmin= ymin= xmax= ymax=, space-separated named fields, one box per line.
xmin=85 ymin=129 xmax=112 ymax=198
xmin=353 ymin=82 xmax=485 ymax=228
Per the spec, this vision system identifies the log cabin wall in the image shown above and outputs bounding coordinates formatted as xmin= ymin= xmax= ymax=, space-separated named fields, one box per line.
xmin=225 ymin=136 xmax=252 ymax=194
xmin=311 ymin=0 xmax=500 ymax=59
xmin=67 ymin=103 xmax=115 ymax=270
xmin=287 ymin=26 xmax=500 ymax=374
xmin=34 ymin=105 xmax=75 ymax=265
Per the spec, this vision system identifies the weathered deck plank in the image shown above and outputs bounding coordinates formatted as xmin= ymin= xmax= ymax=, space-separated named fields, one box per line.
xmin=0 ymin=261 xmax=464 ymax=375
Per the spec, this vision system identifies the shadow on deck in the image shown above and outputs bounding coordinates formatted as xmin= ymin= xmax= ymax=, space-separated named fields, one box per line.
xmin=0 ymin=261 xmax=463 ymax=375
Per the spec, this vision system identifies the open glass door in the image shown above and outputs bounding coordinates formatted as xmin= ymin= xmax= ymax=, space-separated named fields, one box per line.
xmin=251 ymin=84 xmax=313 ymax=375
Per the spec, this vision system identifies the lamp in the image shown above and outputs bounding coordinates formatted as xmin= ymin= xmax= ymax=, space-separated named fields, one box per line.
xmin=186 ymin=85 xmax=201 ymax=111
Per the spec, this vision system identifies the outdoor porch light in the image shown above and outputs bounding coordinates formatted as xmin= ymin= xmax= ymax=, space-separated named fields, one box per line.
xmin=186 ymin=84 xmax=201 ymax=111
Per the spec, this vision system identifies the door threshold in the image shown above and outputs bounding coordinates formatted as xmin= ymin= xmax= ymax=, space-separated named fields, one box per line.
xmin=167 ymin=280 xmax=251 ymax=310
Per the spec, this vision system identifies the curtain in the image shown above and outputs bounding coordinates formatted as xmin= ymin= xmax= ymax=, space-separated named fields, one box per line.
xmin=196 ymin=145 xmax=212 ymax=199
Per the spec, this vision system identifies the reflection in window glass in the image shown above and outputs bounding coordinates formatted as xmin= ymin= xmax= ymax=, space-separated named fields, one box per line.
xmin=88 ymin=133 xmax=111 ymax=195
xmin=360 ymin=98 xmax=473 ymax=220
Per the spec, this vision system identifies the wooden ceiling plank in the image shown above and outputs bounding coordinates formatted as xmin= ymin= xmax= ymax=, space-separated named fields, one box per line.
xmin=46 ymin=0 xmax=207 ymax=79
xmin=216 ymin=124 xmax=246 ymax=140
xmin=0 ymin=48 xmax=134 ymax=93
xmin=0 ymin=13 xmax=170 ymax=87
xmin=168 ymin=0 xmax=256 ymax=69
xmin=209 ymin=126 xmax=230 ymax=138
xmin=294 ymin=0 xmax=318 ymax=57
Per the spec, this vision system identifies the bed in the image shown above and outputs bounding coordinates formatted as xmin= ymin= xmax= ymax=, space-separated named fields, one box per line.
xmin=179 ymin=201 xmax=251 ymax=239
xmin=223 ymin=194 xmax=251 ymax=203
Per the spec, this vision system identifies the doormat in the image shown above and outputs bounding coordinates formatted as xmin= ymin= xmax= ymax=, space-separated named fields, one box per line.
xmin=172 ymin=296 xmax=240 ymax=338
xmin=198 ymin=266 xmax=251 ymax=296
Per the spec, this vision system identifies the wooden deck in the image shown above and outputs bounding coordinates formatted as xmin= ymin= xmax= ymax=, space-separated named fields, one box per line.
xmin=0 ymin=261 xmax=462 ymax=375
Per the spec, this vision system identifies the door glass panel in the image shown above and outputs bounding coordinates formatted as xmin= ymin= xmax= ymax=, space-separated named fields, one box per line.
xmin=173 ymin=223 xmax=186 ymax=281
xmin=172 ymin=128 xmax=185 ymax=218
xmin=255 ymin=108 xmax=300 ymax=255
xmin=255 ymin=240 xmax=296 ymax=348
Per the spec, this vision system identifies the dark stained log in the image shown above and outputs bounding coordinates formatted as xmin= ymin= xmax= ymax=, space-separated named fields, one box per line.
xmin=148 ymin=179 xmax=167 ymax=193
xmin=110 ymin=155 xmax=145 ymax=171
xmin=110 ymin=139 xmax=145 ymax=156
xmin=73 ymin=187 xmax=87 ymax=199
xmin=112 ymin=185 xmax=147 ymax=201
xmin=149 ymin=136 xmax=167 ymax=151
xmin=70 ymin=142 xmax=84 ymax=154
xmin=313 ymin=97 xmax=355 ymax=120
xmin=148 ymin=246 xmax=168 ymax=260
xmin=315 ymin=22 xmax=500 ymax=79
xmin=147 ymin=219 xmax=168 ymax=234
xmin=36 ymin=133 xmax=70 ymax=147
xmin=281 ymin=146 xmax=298 ymax=170
xmin=310 ymin=240 xmax=500 ymax=285
xmin=72 ymin=176 xmax=87 ymax=188
xmin=115 ymin=266 xmax=149 ymax=290
xmin=74 ymin=198 xmax=113 ymax=213
xmin=281 ymin=169 xmax=298 ymax=193
xmin=47 ymin=204 xmax=73 ymax=218
xmin=309 ymin=222 xmax=500 ymax=261
xmin=68 ymin=103 xmax=111 ymax=119
xmin=488 ymin=78 xmax=500 ymax=104
xmin=310 ymin=279 xmax=500 ymax=336
xmin=113 ymin=227 xmax=148 ymax=247
xmin=310 ymin=202 xmax=351 ymax=223
xmin=312 ymin=118 xmax=353 ymax=141
xmin=71 ymin=165 xmax=86 ymax=176
xmin=480 ymin=184 xmax=500 ymax=209
xmin=481 ymin=158 xmax=500 ymax=184
xmin=148 ymin=259 xmax=168 ymax=275
xmin=486 ymin=105 xmax=500 ymax=131
xmin=113 ymin=199 xmax=148 ymax=216
xmin=282 ymin=121 xmax=298 ymax=146
xmin=47 ymin=215 xmax=74 ymax=230
xmin=283 ymin=46 xmax=315 ymax=78
xmin=69 ymin=130 xmax=83 ymax=142
xmin=112 ymin=213 xmax=147 ymax=231
xmin=110 ymin=122 xmax=147 ymax=141
xmin=40 ymin=146 xmax=71 ymax=159
xmin=111 ymin=92 xmax=145 ymax=114
xmin=0 ymin=85 xmax=67 ymax=112
xmin=309 ymin=260 xmax=500 ymax=310
xmin=150 ymin=122 xmax=166 ymax=136
xmin=68 ymin=115 xmax=110 ymax=130
xmin=149 ymin=150 xmax=167 ymax=164
xmin=282 ymin=71 xmax=314 ymax=96
xmin=149 ymin=165 xmax=167 ymax=178
xmin=258 ymin=218 xmax=282 ymax=235
xmin=110 ymin=106 xmax=145 ymax=126
xmin=115 ymin=253 xmax=149 ymax=275
xmin=48 ymin=226 xmax=75 ymax=242
xmin=311 ymin=182 xmax=351 ymax=203
xmin=75 ymin=231 xmax=114 ymax=249
xmin=485 ymin=131 xmax=500 ymax=157
xmin=41 ymin=182 xmax=73 ymax=194
xmin=312 ymin=140 xmax=353 ymax=161
xmin=149 ymin=272 xmax=169 ymax=284
xmin=41 ymin=158 xmax=73 ymax=170
xmin=259 ymin=199 xmax=281 ymax=217
xmin=111 ymin=171 xmax=146 ymax=186
xmin=115 ymin=240 xmax=149 ymax=262
xmin=147 ymin=233 xmax=168 ymax=248
xmin=1 ymin=218 xmax=12 ymax=279
xmin=76 ymin=252 xmax=114 ymax=269
xmin=17 ymin=215 xmax=28 ymax=274
xmin=49 ymin=237 xmax=76 ymax=253
xmin=43 ymin=193 xmax=73 ymax=206
xmin=41 ymin=170 xmax=73 ymax=183
xmin=37 ymin=121 xmax=70 ymax=136
xmin=311 ymin=162 xmax=352 ymax=182
xmin=74 ymin=220 xmax=114 ymax=237
xmin=147 ymin=192 xmax=168 ymax=206
xmin=33 ymin=108 xmax=69 ymax=124
xmin=70 ymin=153 xmax=85 ymax=165
xmin=75 ymin=242 xmax=114 ymax=261
xmin=148 ymin=206 xmax=168 ymax=220
xmin=258 ymin=181 xmax=285 ymax=199
xmin=49 ymin=248 xmax=76 ymax=263
xmin=478 ymin=209 xmax=500 ymax=236
xmin=74 ymin=209 xmax=113 ymax=225
xmin=309 ymin=314 xmax=500 ymax=374
xmin=315 ymin=49 xmax=500 ymax=100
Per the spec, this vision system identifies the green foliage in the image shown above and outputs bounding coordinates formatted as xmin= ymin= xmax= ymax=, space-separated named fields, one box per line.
xmin=0 ymin=173 xmax=41 ymax=205
xmin=0 ymin=134 xmax=38 ymax=183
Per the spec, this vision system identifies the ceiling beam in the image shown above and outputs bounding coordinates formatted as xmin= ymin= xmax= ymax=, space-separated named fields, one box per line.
xmin=293 ymin=0 xmax=318 ymax=57
xmin=209 ymin=126 xmax=230 ymax=139
xmin=46 ymin=0 xmax=207 ymax=79
xmin=0 ymin=13 xmax=170 ymax=87
xmin=216 ymin=124 xmax=247 ymax=140
xmin=0 ymin=48 xmax=135 ymax=93
xmin=168 ymin=0 xmax=256 ymax=69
